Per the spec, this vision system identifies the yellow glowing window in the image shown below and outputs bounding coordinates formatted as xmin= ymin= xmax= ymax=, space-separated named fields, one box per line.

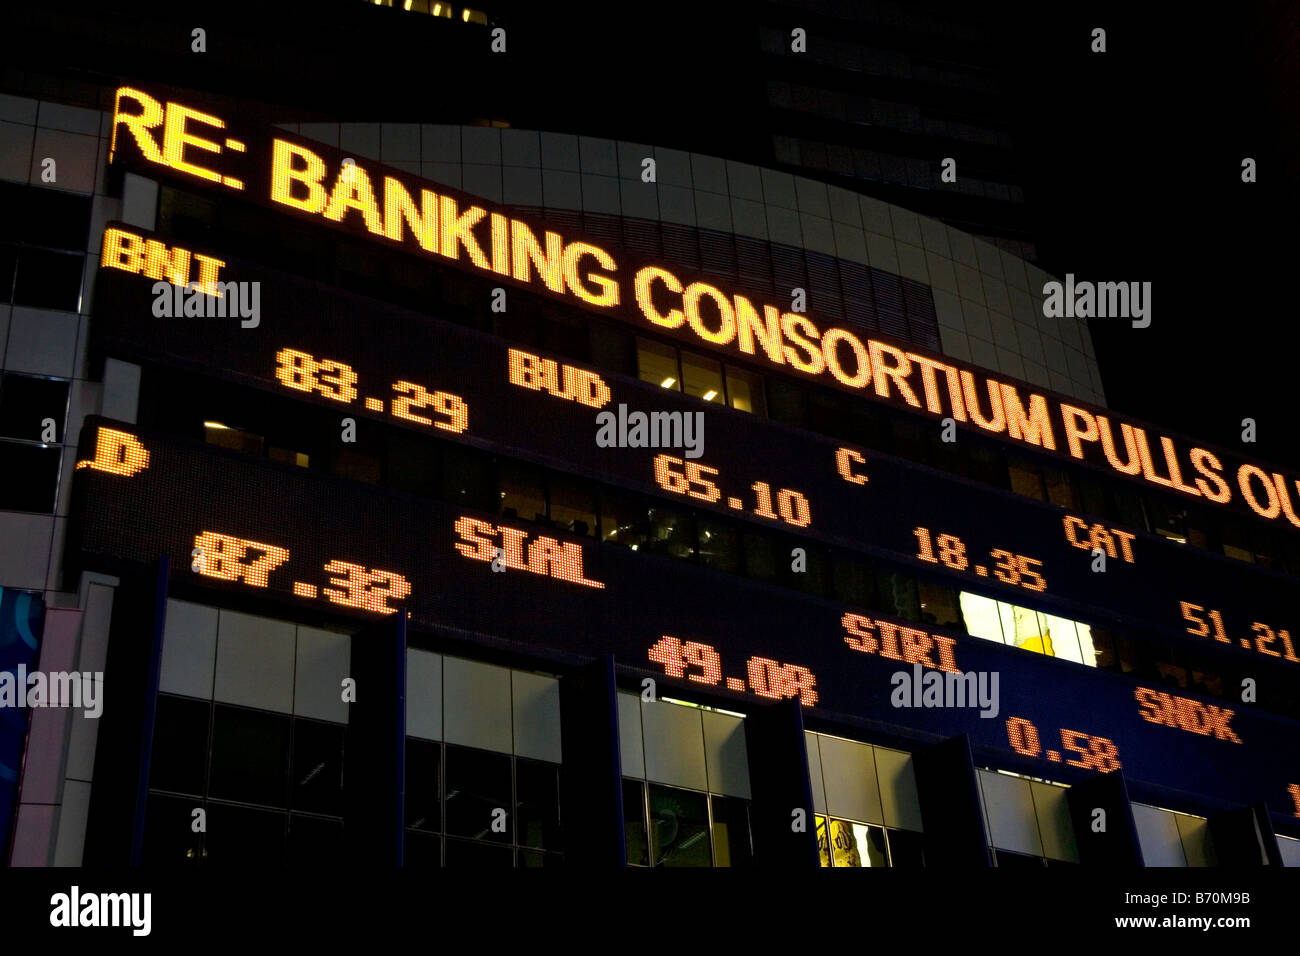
xmin=204 ymin=422 xmax=263 ymax=456
xmin=680 ymin=350 xmax=723 ymax=403
xmin=431 ymin=2 xmax=452 ymax=16
xmin=462 ymin=7 xmax=488 ymax=24
xmin=637 ymin=337 xmax=679 ymax=392
xmin=1223 ymin=543 xmax=1254 ymax=563
xmin=725 ymin=365 xmax=766 ymax=416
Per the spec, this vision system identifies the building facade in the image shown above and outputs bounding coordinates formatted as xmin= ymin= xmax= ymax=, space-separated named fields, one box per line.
xmin=2 ymin=19 xmax=1300 ymax=868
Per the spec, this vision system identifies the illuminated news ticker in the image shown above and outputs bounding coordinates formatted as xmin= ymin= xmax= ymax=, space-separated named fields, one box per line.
xmin=1134 ymin=686 xmax=1242 ymax=743
xmin=190 ymin=531 xmax=411 ymax=615
xmin=89 ymin=237 xmax=1300 ymax=675
xmin=1179 ymin=600 xmax=1300 ymax=664
xmin=647 ymin=635 xmax=818 ymax=706
xmin=912 ymin=526 xmax=1047 ymax=593
xmin=70 ymin=420 xmax=1300 ymax=816
xmin=275 ymin=348 xmax=468 ymax=433
xmin=652 ymin=454 xmax=812 ymax=528
xmin=1004 ymin=716 xmax=1121 ymax=772
xmin=104 ymin=89 xmax=1300 ymax=536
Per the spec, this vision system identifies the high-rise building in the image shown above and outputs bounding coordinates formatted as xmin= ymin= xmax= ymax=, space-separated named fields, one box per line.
xmin=1 ymin=1 xmax=1298 ymax=870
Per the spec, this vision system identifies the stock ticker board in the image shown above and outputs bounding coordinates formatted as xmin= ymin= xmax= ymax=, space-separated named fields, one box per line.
xmin=87 ymin=86 xmax=1300 ymax=823
xmin=90 ymin=232 xmax=1300 ymax=676
xmin=68 ymin=416 xmax=1300 ymax=819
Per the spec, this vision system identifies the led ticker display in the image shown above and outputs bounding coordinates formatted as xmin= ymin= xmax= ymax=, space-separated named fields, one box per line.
xmin=647 ymin=636 xmax=819 ymax=705
xmin=274 ymin=348 xmax=469 ymax=432
xmin=1004 ymin=717 xmax=1122 ymax=772
xmin=105 ymin=87 xmax=1300 ymax=533
xmin=66 ymin=418 xmax=1300 ymax=821
xmin=89 ymin=234 xmax=1300 ymax=672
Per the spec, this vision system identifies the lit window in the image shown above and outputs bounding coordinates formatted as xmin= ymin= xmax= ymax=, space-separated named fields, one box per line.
xmin=1006 ymin=459 xmax=1045 ymax=500
xmin=958 ymin=592 xmax=1004 ymax=644
xmin=725 ymin=365 xmax=766 ymax=416
xmin=681 ymin=350 xmax=723 ymax=403
xmin=462 ymin=7 xmax=488 ymax=24
xmin=204 ymin=422 xmax=263 ymax=456
xmin=636 ymin=337 xmax=679 ymax=391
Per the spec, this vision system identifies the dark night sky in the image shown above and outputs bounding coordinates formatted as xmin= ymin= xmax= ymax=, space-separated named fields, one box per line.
xmin=1005 ymin=1 xmax=1299 ymax=469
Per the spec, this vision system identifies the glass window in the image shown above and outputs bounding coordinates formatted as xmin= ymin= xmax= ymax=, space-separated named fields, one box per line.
xmin=917 ymin=579 xmax=962 ymax=630
xmin=441 ymin=446 xmax=496 ymax=513
xmin=725 ymin=365 xmax=766 ymax=416
xmin=203 ymin=802 xmax=286 ymax=863
xmin=645 ymin=505 xmax=694 ymax=560
xmin=844 ymin=820 xmax=890 ymax=867
xmin=589 ymin=322 xmax=633 ymax=375
xmin=150 ymin=694 xmax=210 ymax=796
xmin=1043 ymin=467 xmax=1078 ymax=510
xmin=0 ymin=181 xmax=91 ymax=248
xmin=959 ymin=591 xmax=1005 ymax=644
xmin=204 ymin=422 xmax=263 ymax=456
xmin=444 ymin=745 xmax=512 ymax=843
xmin=549 ymin=481 xmax=596 ymax=537
xmin=766 ymin=377 xmax=806 ymax=427
xmin=886 ymin=828 xmax=925 ymax=867
xmin=833 ymin=555 xmax=878 ymax=608
xmin=1113 ymin=488 xmax=1147 ymax=531
xmin=0 ymin=373 xmax=69 ymax=441
xmin=493 ymin=307 xmax=539 ymax=348
xmin=741 ymin=529 xmax=778 ymax=581
xmin=0 ymin=243 xmax=15 ymax=301
xmin=636 ymin=337 xmax=679 ymax=391
xmin=519 ymin=849 xmax=563 ymax=867
xmin=697 ymin=516 xmax=740 ymax=574
xmin=142 ymin=793 xmax=204 ymax=866
xmin=291 ymin=719 xmax=344 ymax=817
xmin=515 ymin=759 xmax=561 ymax=851
xmin=624 ymin=779 xmax=649 ymax=866
xmin=1090 ymin=628 xmax=1119 ymax=671
xmin=648 ymin=785 xmax=711 ymax=867
xmin=968 ymin=445 xmax=1007 ymax=487
xmin=0 ymin=441 xmax=60 ymax=512
xmin=444 ymin=837 xmax=513 ymax=866
xmin=498 ymin=460 xmax=547 ymax=523
xmin=404 ymin=830 xmax=441 ymax=867
xmin=13 ymin=248 xmax=82 ymax=311
xmin=405 ymin=738 xmax=442 ymax=832
xmin=540 ymin=309 xmax=588 ymax=362
xmin=268 ymin=446 xmax=309 ymax=468
xmin=286 ymin=815 xmax=342 ymax=866
xmin=878 ymin=571 xmax=920 ymax=621
xmin=1007 ymin=459 xmax=1045 ymax=500
xmin=208 ymin=705 xmax=290 ymax=808
xmin=785 ymin=543 xmax=831 ymax=597
xmin=385 ymin=434 xmax=436 ymax=496
xmin=332 ymin=447 xmax=382 ymax=484
xmin=1148 ymin=498 xmax=1188 ymax=543
xmin=599 ymin=491 xmax=649 ymax=551
xmin=681 ymin=350 xmax=724 ymax=403
xmin=710 ymin=795 xmax=753 ymax=867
